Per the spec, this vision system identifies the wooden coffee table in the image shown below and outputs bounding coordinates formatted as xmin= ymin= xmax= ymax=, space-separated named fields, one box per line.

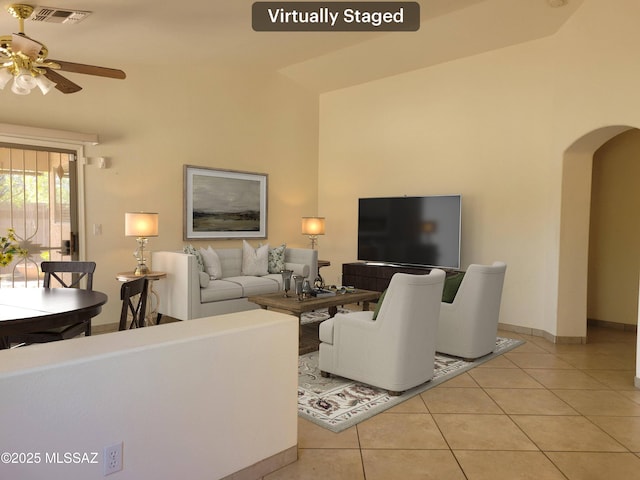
xmin=248 ymin=289 xmax=381 ymax=323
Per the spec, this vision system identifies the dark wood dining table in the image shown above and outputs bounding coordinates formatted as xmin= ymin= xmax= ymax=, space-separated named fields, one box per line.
xmin=0 ymin=287 xmax=108 ymax=349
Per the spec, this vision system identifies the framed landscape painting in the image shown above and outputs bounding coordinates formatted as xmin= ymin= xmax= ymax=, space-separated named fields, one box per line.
xmin=184 ymin=165 xmax=268 ymax=239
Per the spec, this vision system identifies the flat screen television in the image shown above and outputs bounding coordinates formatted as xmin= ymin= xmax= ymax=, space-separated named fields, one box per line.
xmin=358 ymin=195 xmax=461 ymax=269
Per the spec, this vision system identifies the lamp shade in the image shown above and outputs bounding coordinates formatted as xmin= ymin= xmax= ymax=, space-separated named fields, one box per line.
xmin=125 ymin=212 xmax=159 ymax=237
xmin=301 ymin=217 xmax=325 ymax=236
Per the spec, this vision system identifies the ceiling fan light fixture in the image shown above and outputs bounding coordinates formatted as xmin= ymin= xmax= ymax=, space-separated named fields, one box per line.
xmin=10 ymin=77 xmax=30 ymax=95
xmin=0 ymin=68 xmax=12 ymax=89
xmin=15 ymin=68 xmax=36 ymax=89
xmin=1 ymin=4 xmax=127 ymax=95
xmin=35 ymin=73 xmax=55 ymax=94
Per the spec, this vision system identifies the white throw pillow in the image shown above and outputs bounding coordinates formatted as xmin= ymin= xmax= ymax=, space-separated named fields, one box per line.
xmin=242 ymin=240 xmax=269 ymax=276
xmin=200 ymin=246 xmax=223 ymax=279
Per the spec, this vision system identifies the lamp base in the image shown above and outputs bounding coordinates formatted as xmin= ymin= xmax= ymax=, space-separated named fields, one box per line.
xmin=132 ymin=236 xmax=150 ymax=275
xmin=133 ymin=264 xmax=150 ymax=275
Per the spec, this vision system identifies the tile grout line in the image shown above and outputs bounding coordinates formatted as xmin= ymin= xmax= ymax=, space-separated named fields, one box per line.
xmin=510 ymin=341 xmax=635 ymax=471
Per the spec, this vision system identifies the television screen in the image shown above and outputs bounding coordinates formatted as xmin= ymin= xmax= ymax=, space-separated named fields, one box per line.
xmin=358 ymin=195 xmax=461 ymax=269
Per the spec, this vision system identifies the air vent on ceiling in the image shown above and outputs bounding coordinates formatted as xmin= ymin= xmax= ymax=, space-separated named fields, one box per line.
xmin=30 ymin=6 xmax=92 ymax=24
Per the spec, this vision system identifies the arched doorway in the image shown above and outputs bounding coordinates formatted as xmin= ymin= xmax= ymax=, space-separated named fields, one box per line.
xmin=587 ymin=130 xmax=640 ymax=329
xmin=557 ymin=124 xmax=640 ymax=385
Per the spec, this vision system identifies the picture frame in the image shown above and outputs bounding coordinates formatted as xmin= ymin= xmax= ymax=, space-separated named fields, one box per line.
xmin=184 ymin=165 xmax=268 ymax=239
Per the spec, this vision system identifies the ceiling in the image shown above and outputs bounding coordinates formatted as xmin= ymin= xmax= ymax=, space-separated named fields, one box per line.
xmin=0 ymin=0 xmax=583 ymax=93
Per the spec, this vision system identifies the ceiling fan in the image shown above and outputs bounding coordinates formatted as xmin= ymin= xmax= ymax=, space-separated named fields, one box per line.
xmin=0 ymin=3 xmax=126 ymax=95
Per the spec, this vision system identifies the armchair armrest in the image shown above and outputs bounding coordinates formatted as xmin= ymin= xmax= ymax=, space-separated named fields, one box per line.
xmin=319 ymin=310 xmax=375 ymax=344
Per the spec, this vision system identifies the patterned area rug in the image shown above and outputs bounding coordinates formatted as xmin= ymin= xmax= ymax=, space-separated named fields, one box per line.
xmin=300 ymin=307 xmax=351 ymax=325
xmin=298 ymin=337 xmax=524 ymax=432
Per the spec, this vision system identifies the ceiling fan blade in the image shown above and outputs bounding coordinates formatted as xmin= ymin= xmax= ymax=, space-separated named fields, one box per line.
xmin=43 ymin=69 xmax=82 ymax=94
xmin=12 ymin=34 xmax=44 ymax=60
xmin=48 ymin=59 xmax=126 ymax=79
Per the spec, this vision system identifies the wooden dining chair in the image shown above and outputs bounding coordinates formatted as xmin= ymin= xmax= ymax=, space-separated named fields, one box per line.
xmin=42 ymin=260 xmax=95 ymax=290
xmin=9 ymin=261 xmax=97 ymax=346
xmin=119 ymin=276 xmax=149 ymax=330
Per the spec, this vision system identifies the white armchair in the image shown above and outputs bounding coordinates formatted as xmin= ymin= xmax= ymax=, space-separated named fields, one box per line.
xmin=318 ymin=269 xmax=446 ymax=394
xmin=436 ymin=261 xmax=507 ymax=360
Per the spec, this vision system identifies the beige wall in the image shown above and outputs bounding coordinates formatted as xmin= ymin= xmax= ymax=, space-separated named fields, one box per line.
xmin=588 ymin=129 xmax=640 ymax=326
xmin=0 ymin=66 xmax=319 ymax=324
xmin=318 ymin=0 xmax=640 ymax=338
xmin=318 ymin=37 xmax=556 ymax=332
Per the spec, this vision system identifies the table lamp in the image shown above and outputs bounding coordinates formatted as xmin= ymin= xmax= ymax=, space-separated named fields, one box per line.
xmin=301 ymin=217 xmax=325 ymax=249
xmin=125 ymin=212 xmax=159 ymax=275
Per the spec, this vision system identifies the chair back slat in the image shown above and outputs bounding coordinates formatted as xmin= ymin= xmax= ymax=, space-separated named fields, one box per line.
xmin=9 ymin=261 xmax=98 ymax=346
xmin=41 ymin=261 xmax=96 ymax=290
xmin=119 ymin=277 xmax=149 ymax=330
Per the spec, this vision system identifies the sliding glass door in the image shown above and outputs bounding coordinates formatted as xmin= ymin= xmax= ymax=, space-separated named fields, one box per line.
xmin=0 ymin=144 xmax=79 ymax=287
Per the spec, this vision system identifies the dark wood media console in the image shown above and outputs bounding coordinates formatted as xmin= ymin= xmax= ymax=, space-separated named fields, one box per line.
xmin=342 ymin=262 xmax=459 ymax=292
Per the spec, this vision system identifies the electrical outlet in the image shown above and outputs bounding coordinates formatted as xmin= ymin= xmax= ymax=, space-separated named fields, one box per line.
xmin=103 ymin=442 xmax=123 ymax=476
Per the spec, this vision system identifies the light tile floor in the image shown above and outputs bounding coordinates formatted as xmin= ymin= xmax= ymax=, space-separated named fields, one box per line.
xmin=265 ymin=326 xmax=640 ymax=480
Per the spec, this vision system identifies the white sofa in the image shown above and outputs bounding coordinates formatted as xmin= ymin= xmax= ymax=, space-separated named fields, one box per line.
xmin=152 ymin=247 xmax=318 ymax=320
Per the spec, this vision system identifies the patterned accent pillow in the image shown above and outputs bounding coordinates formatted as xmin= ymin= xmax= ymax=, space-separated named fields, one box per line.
xmin=242 ymin=240 xmax=269 ymax=276
xmin=183 ymin=244 xmax=205 ymax=272
xmin=268 ymin=243 xmax=286 ymax=273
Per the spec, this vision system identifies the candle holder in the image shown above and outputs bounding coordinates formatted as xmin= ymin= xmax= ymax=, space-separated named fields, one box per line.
xmin=293 ymin=275 xmax=304 ymax=301
xmin=281 ymin=269 xmax=293 ymax=297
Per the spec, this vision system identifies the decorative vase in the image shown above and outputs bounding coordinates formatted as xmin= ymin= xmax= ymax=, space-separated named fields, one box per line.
xmin=293 ymin=275 xmax=304 ymax=301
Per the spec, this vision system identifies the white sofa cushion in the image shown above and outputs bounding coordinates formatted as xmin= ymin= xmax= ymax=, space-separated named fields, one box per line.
xmin=242 ymin=241 xmax=269 ymax=276
xmin=201 ymin=280 xmax=244 ymax=303
xmin=262 ymin=274 xmax=283 ymax=288
xmin=224 ymin=275 xmax=280 ymax=296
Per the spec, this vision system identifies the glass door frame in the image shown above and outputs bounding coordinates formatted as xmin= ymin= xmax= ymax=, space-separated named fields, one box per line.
xmin=0 ymin=135 xmax=88 ymax=262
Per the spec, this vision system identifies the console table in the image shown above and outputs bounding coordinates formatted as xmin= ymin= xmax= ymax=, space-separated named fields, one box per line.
xmin=343 ymin=262 xmax=458 ymax=292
